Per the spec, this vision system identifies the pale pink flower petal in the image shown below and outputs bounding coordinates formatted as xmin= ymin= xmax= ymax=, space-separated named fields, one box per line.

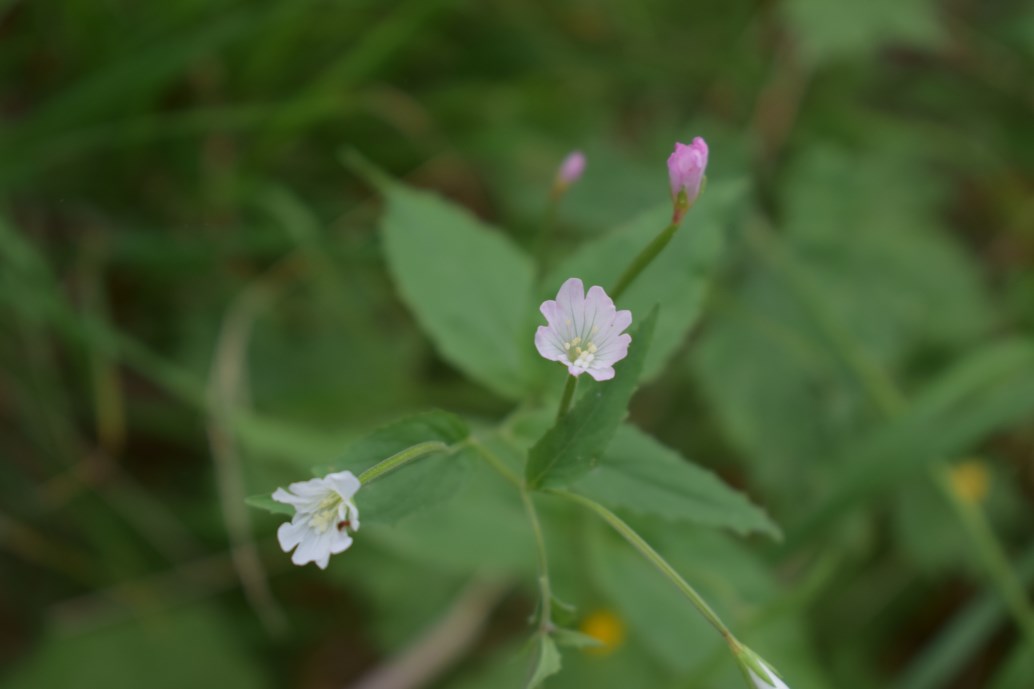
xmin=535 ymin=278 xmax=632 ymax=379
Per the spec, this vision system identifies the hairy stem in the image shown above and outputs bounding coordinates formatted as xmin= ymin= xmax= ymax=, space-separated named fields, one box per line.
xmin=560 ymin=491 xmax=737 ymax=644
xmin=520 ymin=488 xmax=553 ymax=632
xmin=555 ymin=375 xmax=578 ymax=422
xmin=610 ymin=221 xmax=680 ymax=300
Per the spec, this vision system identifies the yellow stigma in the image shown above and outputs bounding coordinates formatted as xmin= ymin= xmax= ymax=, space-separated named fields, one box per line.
xmin=948 ymin=460 xmax=991 ymax=505
xmin=579 ymin=609 xmax=625 ymax=656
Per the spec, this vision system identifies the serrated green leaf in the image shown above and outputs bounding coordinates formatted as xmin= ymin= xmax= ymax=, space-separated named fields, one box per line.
xmin=525 ymin=308 xmax=658 ymax=489
xmin=244 ymin=494 xmax=294 ymax=516
xmin=572 ymin=424 xmax=780 ymax=538
xmin=317 ymin=411 xmax=471 ymax=524
xmin=378 ymin=179 xmax=535 ymax=399
xmin=525 ymin=634 xmax=562 ymax=689
xmin=546 ymin=181 xmax=741 ymax=381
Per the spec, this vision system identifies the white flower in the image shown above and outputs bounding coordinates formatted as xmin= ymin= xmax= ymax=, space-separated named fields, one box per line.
xmin=535 ymin=277 xmax=632 ymax=381
xmin=272 ymin=470 xmax=361 ymax=569
xmin=748 ymin=659 xmax=789 ymax=689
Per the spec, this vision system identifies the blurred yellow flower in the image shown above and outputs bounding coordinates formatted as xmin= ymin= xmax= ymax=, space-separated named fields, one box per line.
xmin=948 ymin=460 xmax=991 ymax=505
xmin=579 ymin=609 xmax=625 ymax=656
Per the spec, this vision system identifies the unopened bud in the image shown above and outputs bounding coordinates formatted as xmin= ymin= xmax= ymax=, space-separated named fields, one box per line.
xmin=735 ymin=646 xmax=790 ymax=689
xmin=553 ymin=150 xmax=586 ymax=194
xmin=667 ymin=138 xmax=708 ymax=222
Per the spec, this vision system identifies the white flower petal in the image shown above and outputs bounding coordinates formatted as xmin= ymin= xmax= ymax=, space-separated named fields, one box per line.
xmin=287 ymin=477 xmax=334 ymax=497
xmin=291 ymin=528 xmax=336 ymax=567
xmin=326 ymin=470 xmax=361 ymax=501
xmin=271 ymin=470 xmax=363 ymax=568
xmin=749 ymin=660 xmax=790 ymax=689
xmin=346 ymin=500 xmax=360 ymax=531
xmin=271 ymin=488 xmax=322 ymax=512
xmin=277 ymin=517 xmax=309 ymax=552
xmin=586 ymin=365 xmax=615 ymax=381
xmin=328 ymin=529 xmax=354 ymax=555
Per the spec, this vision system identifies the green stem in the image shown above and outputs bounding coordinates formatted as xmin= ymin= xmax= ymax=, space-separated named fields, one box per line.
xmin=358 ymin=441 xmax=449 ymax=485
xmin=611 ymin=221 xmax=679 ymax=300
xmin=746 ymin=220 xmax=1034 ymax=644
xmin=555 ymin=375 xmax=578 ymax=422
xmin=468 ymin=437 xmax=522 ymax=487
xmin=533 ymin=196 xmax=560 ymax=273
xmin=559 ymin=491 xmax=737 ymax=644
xmin=520 ymin=488 xmax=553 ymax=631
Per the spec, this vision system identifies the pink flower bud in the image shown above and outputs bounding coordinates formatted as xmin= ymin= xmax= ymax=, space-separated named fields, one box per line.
xmin=667 ymin=138 xmax=708 ymax=220
xmin=555 ymin=150 xmax=586 ymax=189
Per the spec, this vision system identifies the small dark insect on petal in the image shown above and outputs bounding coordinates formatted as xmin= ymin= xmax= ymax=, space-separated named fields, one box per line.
xmin=336 ymin=520 xmax=351 ymax=531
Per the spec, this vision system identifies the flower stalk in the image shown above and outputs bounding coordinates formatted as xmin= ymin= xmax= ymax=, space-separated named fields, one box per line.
xmin=610 ymin=221 xmax=679 ymax=300
xmin=558 ymin=490 xmax=735 ymax=643
xmin=520 ymin=487 xmax=554 ymax=632
xmin=610 ymin=138 xmax=708 ymax=300
xmin=358 ymin=440 xmax=450 ymax=485
xmin=555 ymin=375 xmax=577 ymax=421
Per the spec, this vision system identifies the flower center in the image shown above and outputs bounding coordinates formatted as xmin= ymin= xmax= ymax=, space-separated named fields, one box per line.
xmin=562 ymin=334 xmax=598 ymax=368
xmin=308 ymin=494 xmax=344 ymax=533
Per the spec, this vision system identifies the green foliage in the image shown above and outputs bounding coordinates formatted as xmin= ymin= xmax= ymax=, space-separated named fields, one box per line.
xmin=3 ymin=607 xmax=267 ymax=689
xmin=319 ymin=410 xmax=471 ymax=524
xmin=783 ymin=0 xmax=943 ymax=66
xmin=243 ymin=494 xmax=294 ymax=516
xmin=4 ymin=0 xmax=1034 ymax=687
xmin=526 ymin=634 xmax=563 ymax=689
xmin=378 ymin=178 xmax=536 ymax=399
xmin=572 ymin=424 xmax=779 ymax=538
xmin=525 ymin=308 xmax=658 ymax=488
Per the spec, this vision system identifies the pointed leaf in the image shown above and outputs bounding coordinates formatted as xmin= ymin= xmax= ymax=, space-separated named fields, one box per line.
xmin=244 ymin=494 xmax=294 ymax=517
xmin=378 ymin=178 xmax=535 ymax=399
xmin=525 ymin=634 xmax=562 ymax=689
xmin=315 ymin=411 xmax=470 ymax=524
xmin=572 ymin=424 xmax=780 ymax=538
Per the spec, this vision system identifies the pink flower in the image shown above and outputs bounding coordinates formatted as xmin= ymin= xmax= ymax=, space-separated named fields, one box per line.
xmin=667 ymin=138 xmax=708 ymax=217
xmin=535 ymin=278 xmax=632 ymax=381
xmin=556 ymin=150 xmax=586 ymax=187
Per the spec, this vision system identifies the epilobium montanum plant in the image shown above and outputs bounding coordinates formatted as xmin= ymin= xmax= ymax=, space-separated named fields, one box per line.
xmin=250 ymin=140 xmax=793 ymax=688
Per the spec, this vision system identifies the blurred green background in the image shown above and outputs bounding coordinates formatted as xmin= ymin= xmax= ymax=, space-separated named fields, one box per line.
xmin=2 ymin=0 xmax=1034 ymax=687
